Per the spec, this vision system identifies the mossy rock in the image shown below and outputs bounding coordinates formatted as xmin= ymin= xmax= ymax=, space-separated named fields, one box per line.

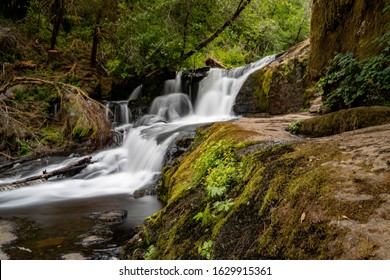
xmin=121 ymin=120 xmax=389 ymax=260
xmin=234 ymin=40 xmax=313 ymax=115
xmin=309 ymin=0 xmax=390 ymax=80
xmin=294 ymin=106 xmax=390 ymax=137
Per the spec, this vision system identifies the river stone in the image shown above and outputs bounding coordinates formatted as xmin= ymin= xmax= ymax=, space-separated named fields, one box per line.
xmin=88 ymin=209 xmax=127 ymax=224
xmin=61 ymin=253 xmax=87 ymax=260
xmin=81 ymin=235 xmax=110 ymax=247
xmin=0 ymin=220 xmax=17 ymax=260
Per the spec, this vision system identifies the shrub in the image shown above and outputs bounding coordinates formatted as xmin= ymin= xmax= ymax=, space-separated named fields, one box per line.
xmin=317 ymin=52 xmax=390 ymax=110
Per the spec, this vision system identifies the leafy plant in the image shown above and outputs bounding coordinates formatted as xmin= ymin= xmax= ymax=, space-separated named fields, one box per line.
xmin=288 ymin=120 xmax=303 ymax=135
xmin=17 ymin=140 xmax=30 ymax=156
xmin=193 ymin=140 xmax=244 ymax=196
xmin=213 ymin=199 xmax=234 ymax=212
xmin=144 ymin=245 xmax=158 ymax=260
xmin=193 ymin=203 xmax=213 ymax=226
xmin=318 ymin=30 xmax=390 ymax=110
xmin=198 ymin=240 xmax=213 ymax=260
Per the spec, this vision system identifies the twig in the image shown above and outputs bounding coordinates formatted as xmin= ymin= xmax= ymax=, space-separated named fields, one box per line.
xmin=0 ymin=152 xmax=14 ymax=161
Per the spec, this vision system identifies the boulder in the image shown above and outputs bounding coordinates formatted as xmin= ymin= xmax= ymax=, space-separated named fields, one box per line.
xmin=234 ymin=39 xmax=313 ymax=115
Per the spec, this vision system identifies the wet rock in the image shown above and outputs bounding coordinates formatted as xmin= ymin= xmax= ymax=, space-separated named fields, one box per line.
xmin=234 ymin=40 xmax=312 ymax=115
xmin=163 ymin=131 xmax=196 ymax=167
xmin=88 ymin=209 xmax=127 ymax=225
xmin=309 ymin=0 xmax=390 ymax=80
xmin=80 ymin=209 xmax=128 ymax=247
xmin=0 ymin=220 xmax=17 ymax=260
xmin=81 ymin=235 xmax=110 ymax=247
xmin=91 ymin=246 xmax=121 ymax=260
xmin=61 ymin=253 xmax=87 ymax=260
xmin=133 ymin=184 xmax=158 ymax=198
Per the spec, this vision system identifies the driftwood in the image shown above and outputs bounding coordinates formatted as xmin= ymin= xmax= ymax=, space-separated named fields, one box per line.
xmin=0 ymin=156 xmax=92 ymax=192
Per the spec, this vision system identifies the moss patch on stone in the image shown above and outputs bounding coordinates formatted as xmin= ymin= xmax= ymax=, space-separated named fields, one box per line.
xmin=292 ymin=106 xmax=390 ymax=137
xmin=121 ymin=121 xmax=387 ymax=260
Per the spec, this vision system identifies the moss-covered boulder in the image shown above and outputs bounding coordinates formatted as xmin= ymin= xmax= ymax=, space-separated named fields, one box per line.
xmin=309 ymin=0 xmax=390 ymax=80
xmin=290 ymin=106 xmax=390 ymax=137
xmin=120 ymin=118 xmax=390 ymax=260
xmin=234 ymin=40 xmax=313 ymax=116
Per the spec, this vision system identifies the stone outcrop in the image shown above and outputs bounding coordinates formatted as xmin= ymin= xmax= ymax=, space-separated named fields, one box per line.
xmin=234 ymin=39 xmax=312 ymax=115
xmin=121 ymin=115 xmax=390 ymax=260
xmin=309 ymin=0 xmax=390 ymax=80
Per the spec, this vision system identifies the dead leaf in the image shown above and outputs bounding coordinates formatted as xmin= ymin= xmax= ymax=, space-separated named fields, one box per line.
xmin=300 ymin=212 xmax=306 ymax=223
xmin=341 ymin=215 xmax=350 ymax=220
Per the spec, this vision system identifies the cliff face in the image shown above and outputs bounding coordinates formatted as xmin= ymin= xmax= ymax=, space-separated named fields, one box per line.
xmin=309 ymin=0 xmax=390 ymax=80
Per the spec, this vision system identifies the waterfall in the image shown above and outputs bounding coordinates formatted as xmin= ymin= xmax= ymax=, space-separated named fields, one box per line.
xmin=0 ymin=55 xmax=275 ymax=208
xmin=164 ymin=72 xmax=182 ymax=95
xmin=129 ymin=84 xmax=143 ymax=100
xmin=149 ymin=93 xmax=193 ymax=122
xmin=105 ymin=100 xmax=132 ymax=128
xmin=194 ymin=55 xmax=275 ymax=117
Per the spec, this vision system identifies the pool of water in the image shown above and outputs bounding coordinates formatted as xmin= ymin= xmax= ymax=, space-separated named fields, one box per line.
xmin=0 ymin=194 xmax=163 ymax=259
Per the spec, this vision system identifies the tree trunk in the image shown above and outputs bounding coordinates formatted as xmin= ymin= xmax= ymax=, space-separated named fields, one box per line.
xmin=90 ymin=8 xmax=103 ymax=68
xmin=50 ymin=0 xmax=65 ymax=50
xmin=90 ymin=25 xmax=99 ymax=67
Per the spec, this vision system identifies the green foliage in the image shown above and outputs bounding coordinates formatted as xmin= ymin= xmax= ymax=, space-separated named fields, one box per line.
xmin=193 ymin=203 xmax=213 ymax=226
xmin=71 ymin=117 xmax=93 ymax=141
xmin=193 ymin=140 xmax=244 ymax=199
xmin=144 ymin=245 xmax=158 ymax=260
xmin=318 ymin=30 xmax=390 ymax=110
xmin=40 ymin=125 xmax=63 ymax=146
xmin=288 ymin=120 xmax=303 ymax=135
xmin=213 ymin=199 xmax=234 ymax=213
xmin=16 ymin=140 xmax=30 ymax=156
xmin=198 ymin=240 xmax=213 ymax=260
xmin=109 ymin=0 xmax=311 ymax=76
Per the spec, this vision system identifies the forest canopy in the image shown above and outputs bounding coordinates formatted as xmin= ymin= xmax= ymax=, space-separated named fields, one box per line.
xmin=0 ymin=0 xmax=311 ymax=77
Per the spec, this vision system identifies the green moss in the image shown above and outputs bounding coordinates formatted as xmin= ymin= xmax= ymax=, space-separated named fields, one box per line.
xmin=40 ymin=125 xmax=63 ymax=146
xmin=123 ymin=120 xmax=384 ymax=260
xmin=296 ymin=106 xmax=390 ymax=137
xmin=161 ymin=122 xmax=258 ymax=204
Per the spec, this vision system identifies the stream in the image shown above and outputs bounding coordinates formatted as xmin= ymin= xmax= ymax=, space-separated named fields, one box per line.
xmin=0 ymin=55 xmax=275 ymax=259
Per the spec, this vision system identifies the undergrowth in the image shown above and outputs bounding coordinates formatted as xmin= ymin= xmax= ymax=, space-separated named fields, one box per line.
xmin=318 ymin=29 xmax=390 ymax=110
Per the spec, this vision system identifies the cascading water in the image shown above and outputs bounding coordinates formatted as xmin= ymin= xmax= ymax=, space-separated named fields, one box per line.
xmin=105 ymin=101 xmax=132 ymax=128
xmin=195 ymin=55 xmax=276 ymax=116
xmin=149 ymin=93 xmax=193 ymax=122
xmin=129 ymin=84 xmax=143 ymax=100
xmin=0 ymin=55 xmax=275 ymax=209
xmin=164 ymin=72 xmax=182 ymax=95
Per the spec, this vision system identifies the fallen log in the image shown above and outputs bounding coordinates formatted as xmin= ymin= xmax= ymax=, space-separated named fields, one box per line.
xmin=0 ymin=156 xmax=92 ymax=192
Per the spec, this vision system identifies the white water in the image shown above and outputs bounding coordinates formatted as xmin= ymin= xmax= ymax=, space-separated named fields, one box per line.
xmin=105 ymin=100 xmax=132 ymax=128
xmin=195 ymin=55 xmax=275 ymax=116
xmin=0 ymin=55 xmax=275 ymax=208
xmin=164 ymin=72 xmax=182 ymax=95
xmin=129 ymin=84 xmax=143 ymax=100
xmin=149 ymin=93 xmax=193 ymax=122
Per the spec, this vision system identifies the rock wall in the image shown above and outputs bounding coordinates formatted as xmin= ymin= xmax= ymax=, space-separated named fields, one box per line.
xmin=234 ymin=40 xmax=312 ymax=115
xmin=309 ymin=0 xmax=390 ymax=80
